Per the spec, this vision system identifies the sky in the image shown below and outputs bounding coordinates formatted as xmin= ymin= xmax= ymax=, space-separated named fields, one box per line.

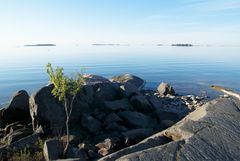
xmin=0 ymin=0 xmax=240 ymax=46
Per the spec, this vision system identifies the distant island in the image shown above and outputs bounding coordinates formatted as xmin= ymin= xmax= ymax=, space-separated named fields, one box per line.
xmin=24 ymin=44 xmax=56 ymax=47
xmin=172 ymin=44 xmax=193 ymax=47
xmin=92 ymin=43 xmax=120 ymax=46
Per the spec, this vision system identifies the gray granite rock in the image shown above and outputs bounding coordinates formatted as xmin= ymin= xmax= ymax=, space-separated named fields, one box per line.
xmin=157 ymin=82 xmax=175 ymax=96
xmin=99 ymin=97 xmax=240 ymax=161
xmin=83 ymin=74 xmax=110 ymax=85
xmin=111 ymin=74 xmax=145 ymax=89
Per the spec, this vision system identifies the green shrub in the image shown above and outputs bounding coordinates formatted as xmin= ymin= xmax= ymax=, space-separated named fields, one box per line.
xmin=12 ymin=147 xmax=31 ymax=161
xmin=35 ymin=138 xmax=44 ymax=150
xmin=46 ymin=63 xmax=85 ymax=101
xmin=46 ymin=63 xmax=85 ymax=155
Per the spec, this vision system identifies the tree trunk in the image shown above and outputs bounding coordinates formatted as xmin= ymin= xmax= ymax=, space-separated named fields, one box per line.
xmin=63 ymin=94 xmax=76 ymax=157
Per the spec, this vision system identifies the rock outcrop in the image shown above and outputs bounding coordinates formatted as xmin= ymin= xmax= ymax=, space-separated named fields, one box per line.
xmin=99 ymin=97 xmax=240 ymax=161
xmin=0 ymin=74 xmax=209 ymax=161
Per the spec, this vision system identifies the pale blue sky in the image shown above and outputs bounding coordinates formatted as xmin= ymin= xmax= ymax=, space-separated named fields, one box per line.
xmin=0 ymin=0 xmax=240 ymax=46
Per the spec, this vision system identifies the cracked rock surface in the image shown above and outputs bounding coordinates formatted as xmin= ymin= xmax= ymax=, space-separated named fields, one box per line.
xmin=99 ymin=97 xmax=240 ymax=161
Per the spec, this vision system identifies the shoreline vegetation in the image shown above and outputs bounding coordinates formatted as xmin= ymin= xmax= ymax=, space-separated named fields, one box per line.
xmin=0 ymin=64 xmax=239 ymax=160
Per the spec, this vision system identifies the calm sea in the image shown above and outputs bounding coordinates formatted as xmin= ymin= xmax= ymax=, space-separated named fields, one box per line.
xmin=0 ymin=45 xmax=240 ymax=106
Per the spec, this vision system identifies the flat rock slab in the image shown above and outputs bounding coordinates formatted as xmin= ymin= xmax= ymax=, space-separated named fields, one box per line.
xmin=99 ymin=97 xmax=240 ymax=161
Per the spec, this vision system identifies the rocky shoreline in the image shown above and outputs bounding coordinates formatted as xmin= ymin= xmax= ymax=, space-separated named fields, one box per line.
xmin=0 ymin=74 xmax=209 ymax=161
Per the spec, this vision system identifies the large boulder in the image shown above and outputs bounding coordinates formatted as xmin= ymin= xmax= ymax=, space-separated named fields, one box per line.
xmin=76 ymin=85 xmax=95 ymax=106
xmin=81 ymin=115 xmax=102 ymax=134
xmin=104 ymin=123 xmax=128 ymax=133
xmin=103 ymin=113 xmax=123 ymax=125
xmin=65 ymin=146 xmax=89 ymax=160
xmin=157 ymin=82 xmax=175 ymax=96
xmin=1 ymin=127 xmax=33 ymax=145
xmin=111 ymin=74 xmax=145 ymax=89
xmin=1 ymin=90 xmax=31 ymax=124
xmin=103 ymin=99 xmax=133 ymax=112
xmin=29 ymin=85 xmax=66 ymax=135
xmin=146 ymin=95 xmax=163 ymax=110
xmin=120 ymin=82 xmax=141 ymax=98
xmin=9 ymin=133 xmax=40 ymax=150
xmin=83 ymin=74 xmax=110 ymax=85
xmin=94 ymin=82 xmax=123 ymax=104
xmin=155 ymin=110 xmax=180 ymax=123
xmin=69 ymin=97 xmax=91 ymax=124
xmin=130 ymin=95 xmax=154 ymax=112
xmin=43 ymin=138 xmax=64 ymax=161
xmin=117 ymin=111 xmax=152 ymax=128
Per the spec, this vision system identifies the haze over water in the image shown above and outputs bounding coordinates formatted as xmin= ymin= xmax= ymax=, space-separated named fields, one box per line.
xmin=0 ymin=45 xmax=240 ymax=105
xmin=1 ymin=1 xmax=240 ymax=105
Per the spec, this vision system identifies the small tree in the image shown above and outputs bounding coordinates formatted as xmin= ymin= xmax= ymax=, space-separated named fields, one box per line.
xmin=46 ymin=63 xmax=85 ymax=156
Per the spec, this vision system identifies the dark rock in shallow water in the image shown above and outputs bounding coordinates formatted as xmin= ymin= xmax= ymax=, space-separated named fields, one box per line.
xmin=99 ymin=97 xmax=240 ymax=161
xmin=157 ymin=82 xmax=175 ymax=96
xmin=1 ymin=90 xmax=31 ymax=124
xmin=111 ymin=74 xmax=145 ymax=89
